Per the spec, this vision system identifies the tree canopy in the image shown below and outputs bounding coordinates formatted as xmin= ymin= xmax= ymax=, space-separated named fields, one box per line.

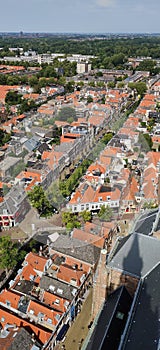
xmin=0 ymin=236 xmax=18 ymax=274
xmin=0 ymin=129 xmax=11 ymax=146
xmin=98 ymin=205 xmax=113 ymax=221
xmin=5 ymin=90 xmax=22 ymax=105
xmin=28 ymin=185 xmax=53 ymax=217
xmin=57 ymin=107 xmax=77 ymax=123
xmin=128 ymin=82 xmax=147 ymax=96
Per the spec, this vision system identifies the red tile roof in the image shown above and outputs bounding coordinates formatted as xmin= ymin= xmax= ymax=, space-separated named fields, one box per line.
xmin=25 ymin=252 xmax=49 ymax=273
xmin=0 ymin=307 xmax=51 ymax=344
xmin=27 ymin=300 xmax=61 ymax=326
xmin=72 ymin=228 xmax=105 ymax=248
xmin=0 ymin=289 xmax=20 ymax=309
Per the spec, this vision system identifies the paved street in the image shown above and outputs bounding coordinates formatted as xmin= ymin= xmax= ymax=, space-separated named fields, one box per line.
xmin=19 ymin=207 xmax=63 ymax=237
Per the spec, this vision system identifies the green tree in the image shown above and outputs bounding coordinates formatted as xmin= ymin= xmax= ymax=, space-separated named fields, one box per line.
xmin=139 ymin=133 xmax=153 ymax=151
xmin=0 ymin=74 xmax=7 ymax=85
xmin=62 ymin=211 xmax=81 ymax=230
xmin=46 ymin=180 xmax=65 ymax=209
xmin=6 ymin=75 xmax=20 ymax=85
xmin=102 ymin=132 xmax=113 ymax=145
xmin=0 ymin=129 xmax=11 ymax=146
xmin=58 ymin=76 xmax=66 ymax=85
xmin=80 ymin=210 xmax=92 ymax=223
xmin=28 ymin=76 xmax=39 ymax=87
xmin=111 ymin=53 xmax=126 ymax=67
xmin=28 ymin=185 xmax=53 ymax=217
xmin=117 ymin=81 xmax=125 ymax=88
xmin=87 ymin=95 xmax=93 ymax=103
xmin=137 ymin=59 xmax=156 ymax=74
xmin=57 ymin=107 xmax=77 ymax=122
xmin=5 ymin=90 xmax=22 ymax=105
xmin=0 ymin=236 xmax=19 ymax=274
xmin=65 ymin=81 xmax=75 ymax=93
xmin=98 ymin=205 xmax=113 ymax=221
xmin=128 ymin=82 xmax=147 ymax=96
xmin=108 ymin=81 xmax=116 ymax=89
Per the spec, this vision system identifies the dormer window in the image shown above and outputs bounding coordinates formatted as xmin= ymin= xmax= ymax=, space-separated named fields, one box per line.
xmin=99 ymin=197 xmax=102 ymax=202
xmin=55 ymin=299 xmax=60 ymax=305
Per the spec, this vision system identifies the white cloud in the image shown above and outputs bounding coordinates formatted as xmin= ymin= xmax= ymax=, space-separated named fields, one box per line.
xmin=96 ymin=0 xmax=116 ymax=7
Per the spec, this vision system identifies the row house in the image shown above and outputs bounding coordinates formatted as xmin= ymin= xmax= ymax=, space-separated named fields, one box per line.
xmin=67 ymin=182 xmax=121 ymax=213
xmin=1 ymin=239 xmax=97 ymax=348
xmin=140 ymin=151 xmax=160 ymax=205
xmin=0 ymin=184 xmax=30 ymax=229
xmin=0 ymin=307 xmax=52 ymax=345
xmin=0 ymin=327 xmax=41 ymax=349
xmin=121 ymin=176 xmax=140 ymax=213
xmin=72 ymin=227 xmax=105 ymax=249
xmin=117 ymin=128 xmax=139 ymax=149
xmin=15 ymin=169 xmax=43 ymax=191
xmin=84 ymin=161 xmax=107 ymax=185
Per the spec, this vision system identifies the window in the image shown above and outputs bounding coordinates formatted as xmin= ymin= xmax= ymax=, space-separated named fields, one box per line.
xmin=57 ymin=288 xmax=63 ymax=295
xmin=38 ymin=312 xmax=44 ymax=320
xmin=1 ymin=317 xmax=5 ymax=322
xmin=116 ymin=312 xmax=124 ymax=320
xmin=70 ymin=278 xmax=77 ymax=286
xmin=55 ymin=299 xmax=60 ymax=305
xmin=74 ymin=206 xmax=77 ymax=211
xmin=107 ymin=196 xmax=110 ymax=201
xmin=47 ymin=318 xmax=52 ymax=324
xmin=6 ymin=300 xmax=11 ymax=307
xmin=81 ymin=205 xmax=85 ymax=210
xmin=55 ymin=314 xmax=60 ymax=321
xmin=29 ymin=309 xmax=34 ymax=315
xmin=99 ymin=197 xmax=102 ymax=202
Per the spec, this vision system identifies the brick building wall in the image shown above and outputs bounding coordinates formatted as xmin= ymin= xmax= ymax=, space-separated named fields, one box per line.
xmin=106 ymin=268 xmax=139 ymax=297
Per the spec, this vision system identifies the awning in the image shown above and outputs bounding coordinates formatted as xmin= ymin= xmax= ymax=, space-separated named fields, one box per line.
xmin=56 ymin=323 xmax=69 ymax=341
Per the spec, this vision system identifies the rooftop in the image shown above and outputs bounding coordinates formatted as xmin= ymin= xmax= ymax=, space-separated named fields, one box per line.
xmin=120 ymin=263 xmax=160 ymax=350
xmin=39 ymin=275 xmax=78 ymax=301
xmin=108 ymin=233 xmax=160 ymax=278
xmin=50 ymin=236 xmax=101 ymax=266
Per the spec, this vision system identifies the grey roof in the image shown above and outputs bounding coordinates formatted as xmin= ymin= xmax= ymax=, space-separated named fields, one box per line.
xmin=54 ymin=141 xmax=74 ymax=153
xmin=120 ymin=263 xmax=160 ymax=350
xmin=13 ymin=280 xmax=34 ymax=295
xmin=1 ymin=327 xmax=41 ymax=350
xmin=0 ymin=184 xmax=27 ymax=215
xmin=50 ymin=236 xmax=101 ymax=266
xmin=133 ymin=208 xmax=159 ymax=235
xmin=0 ymin=156 xmax=21 ymax=171
xmin=107 ymin=233 xmax=160 ymax=278
xmin=39 ymin=275 xmax=78 ymax=301
xmin=37 ymin=142 xmax=50 ymax=154
xmin=24 ymin=136 xmax=40 ymax=152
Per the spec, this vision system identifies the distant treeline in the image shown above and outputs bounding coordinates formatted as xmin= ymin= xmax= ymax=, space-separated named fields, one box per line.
xmin=0 ymin=36 xmax=160 ymax=72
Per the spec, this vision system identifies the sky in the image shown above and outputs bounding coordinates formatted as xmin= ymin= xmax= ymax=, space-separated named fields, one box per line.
xmin=0 ymin=0 xmax=160 ymax=33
